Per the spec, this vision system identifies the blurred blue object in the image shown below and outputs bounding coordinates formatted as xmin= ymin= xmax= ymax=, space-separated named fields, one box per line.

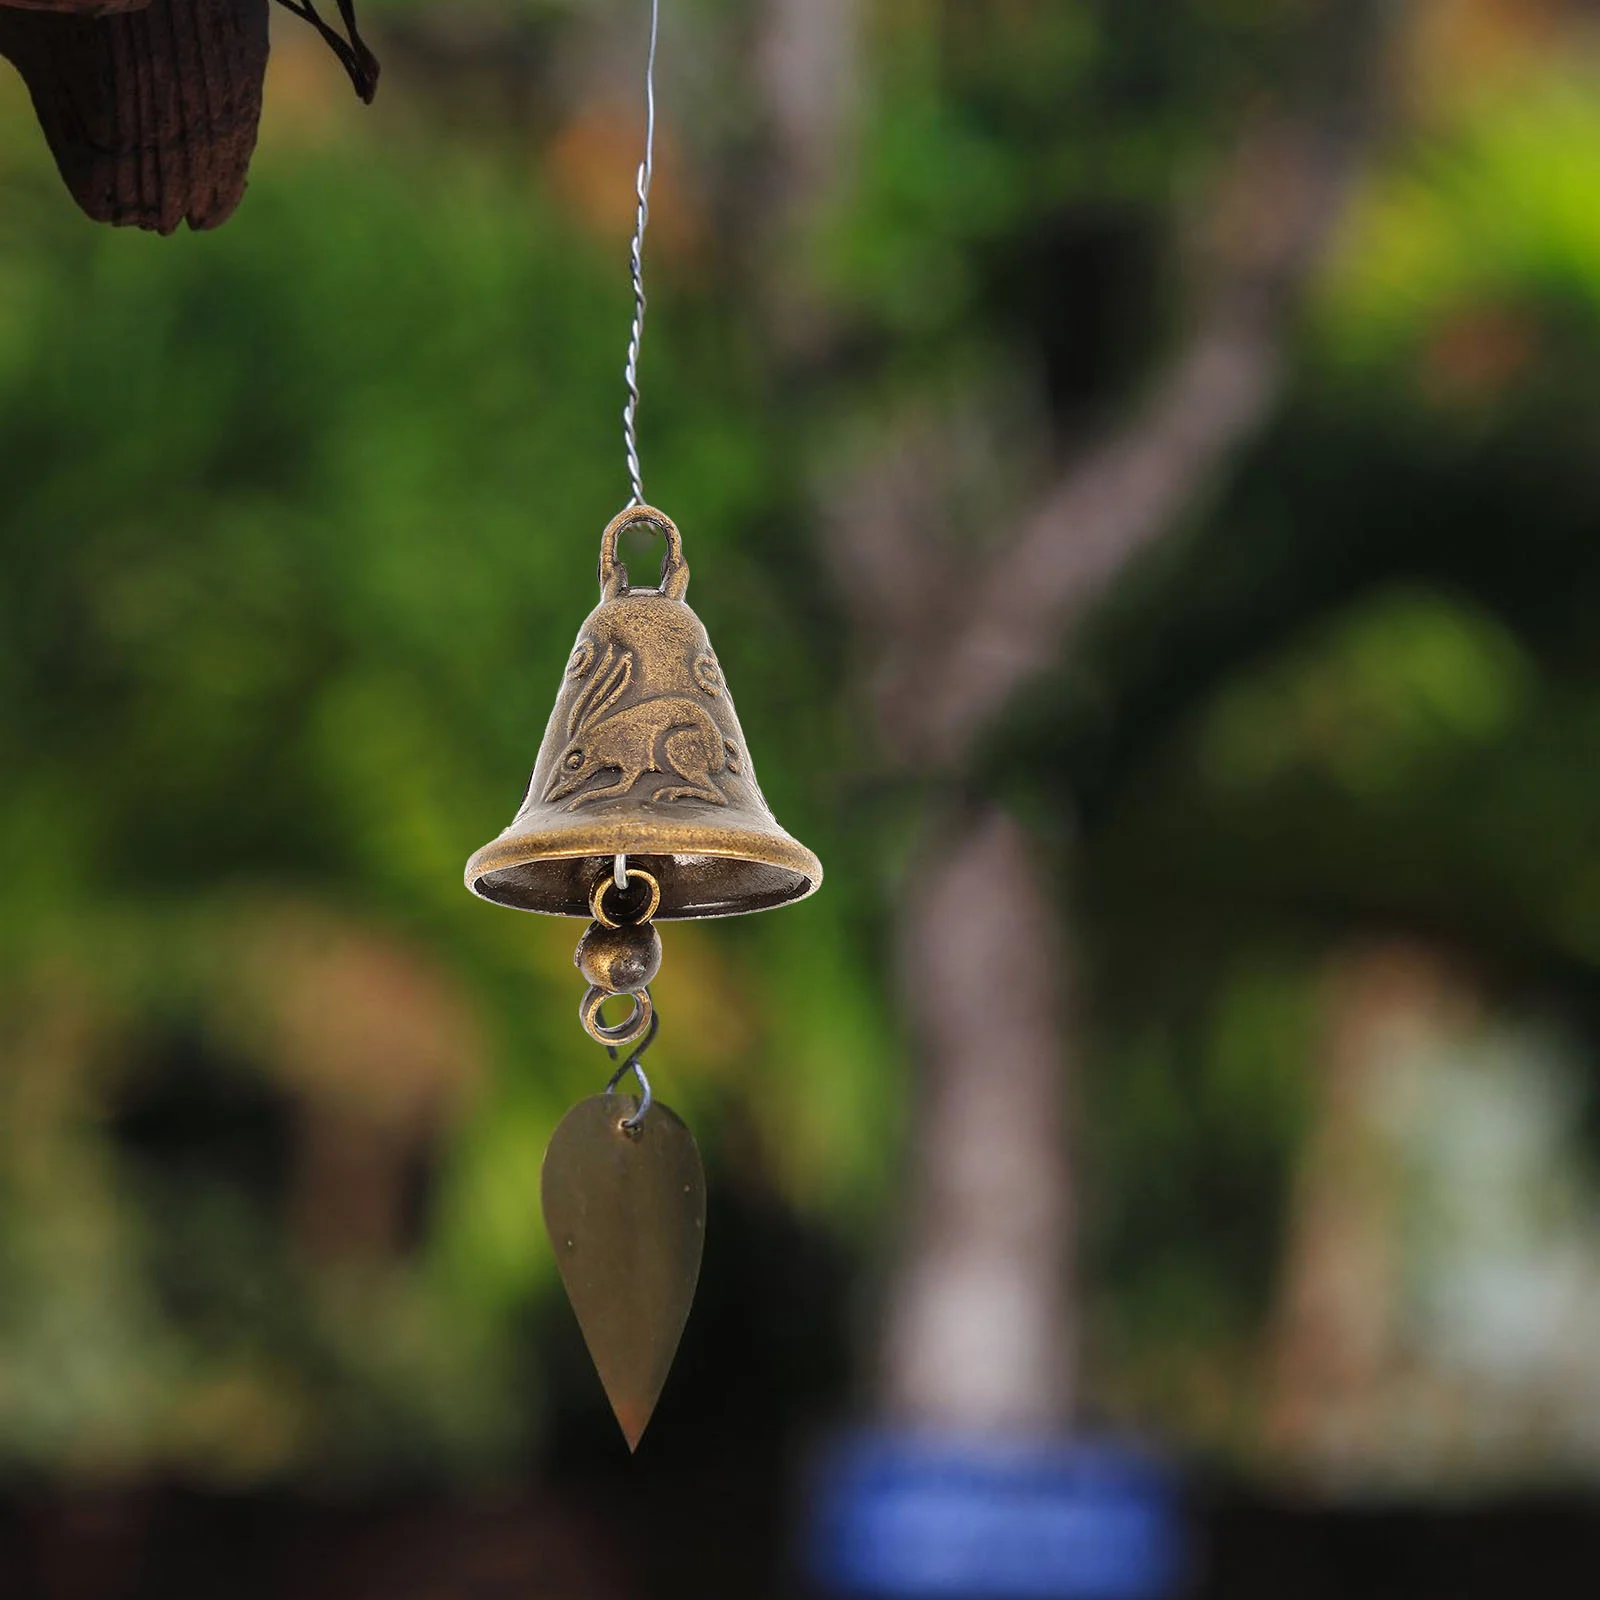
xmin=806 ymin=1432 xmax=1186 ymax=1600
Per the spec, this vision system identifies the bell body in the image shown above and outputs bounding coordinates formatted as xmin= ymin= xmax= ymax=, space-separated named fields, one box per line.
xmin=466 ymin=509 xmax=822 ymax=919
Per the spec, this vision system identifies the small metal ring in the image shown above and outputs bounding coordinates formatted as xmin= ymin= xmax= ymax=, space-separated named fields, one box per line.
xmin=589 ymin=865 xmax=661 ymax=929
xmin=582 ymin=985 xmax=654 ymax=1048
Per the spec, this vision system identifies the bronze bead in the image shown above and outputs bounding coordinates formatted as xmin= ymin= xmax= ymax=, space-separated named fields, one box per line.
xmin=575 ymin=920 xmax=663 ymax=995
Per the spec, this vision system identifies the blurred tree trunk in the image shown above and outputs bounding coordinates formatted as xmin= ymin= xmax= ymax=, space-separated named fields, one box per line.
xmin=755 ymin=0 xmax=1405 ymax=1432
xmin=755 ymin=0 xmax=856 ymax=224
xmin=881 ymin=801 xmax=1076 ymax=1427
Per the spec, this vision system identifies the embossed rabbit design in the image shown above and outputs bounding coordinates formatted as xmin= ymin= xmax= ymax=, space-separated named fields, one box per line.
xmin=546 ymin=642 xmax=741 ymax=809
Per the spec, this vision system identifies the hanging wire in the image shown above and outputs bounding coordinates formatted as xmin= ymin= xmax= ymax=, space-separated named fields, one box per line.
xmin=605 ymin=1006 xmax=660 ymax=1130
xmin=599 ymin=0 xmax=663 ymax=1133
xmin=622 ymin=0 xmax=661 ymax=509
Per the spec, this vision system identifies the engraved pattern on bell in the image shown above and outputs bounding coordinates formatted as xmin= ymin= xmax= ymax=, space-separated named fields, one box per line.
xmin=543 ymin=637 xmax=740 ymax=811
xmin=692 ymin=652 xmax=723 ymax=697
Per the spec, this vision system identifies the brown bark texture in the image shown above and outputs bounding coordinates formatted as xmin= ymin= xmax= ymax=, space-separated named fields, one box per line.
xmin=0 ymin=0 xmax=150 ymax=15
xmin=0 ymin=0 xmax=269 ymax=234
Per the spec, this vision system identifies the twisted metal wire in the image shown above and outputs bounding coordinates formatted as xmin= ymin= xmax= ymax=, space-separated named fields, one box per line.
xmin=622 ymin=0 xmax=661 ymax=509
xmin=605 ymin=1006 xmax=659 ymax=1130
xmin=599 ymin=0 xmax=663 ymax=1131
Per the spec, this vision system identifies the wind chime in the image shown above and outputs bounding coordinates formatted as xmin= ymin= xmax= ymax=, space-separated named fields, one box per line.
xmin=463 ymin=0 xmax=821 ymax=1451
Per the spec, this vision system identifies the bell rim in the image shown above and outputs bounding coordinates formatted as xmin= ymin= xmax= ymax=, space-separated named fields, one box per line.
xmin=464 ymin=819 xmax=823 ymax=919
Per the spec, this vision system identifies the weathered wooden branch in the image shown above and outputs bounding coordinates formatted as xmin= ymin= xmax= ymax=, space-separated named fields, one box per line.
xmin=0 ymin=0 xmax=376 ymax=232
xmin=0 ymin=0 xmax=147 ymax=14
xmin=0 ymin=0 xmax=269 ymax=233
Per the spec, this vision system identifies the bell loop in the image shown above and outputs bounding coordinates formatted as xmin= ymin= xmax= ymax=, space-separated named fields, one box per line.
xmin=599 ymin=504 xmax=690 ymax=602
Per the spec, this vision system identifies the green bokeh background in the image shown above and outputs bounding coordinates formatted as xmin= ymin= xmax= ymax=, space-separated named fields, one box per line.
xmin=3 ymin=0 xmax=1600 ymax=1499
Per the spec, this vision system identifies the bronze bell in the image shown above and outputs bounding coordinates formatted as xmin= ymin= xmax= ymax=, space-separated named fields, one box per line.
xmin=465 ymin=506 xmax=822 ymax=919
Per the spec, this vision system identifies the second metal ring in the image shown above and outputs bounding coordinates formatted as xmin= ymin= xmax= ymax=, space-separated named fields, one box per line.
xmin=581 ymin=984 xmax=655 ymax=1048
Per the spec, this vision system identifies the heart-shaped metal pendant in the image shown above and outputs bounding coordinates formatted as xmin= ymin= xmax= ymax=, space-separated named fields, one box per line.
xmin=541 ymin=1092 xmax=706 ymax=1450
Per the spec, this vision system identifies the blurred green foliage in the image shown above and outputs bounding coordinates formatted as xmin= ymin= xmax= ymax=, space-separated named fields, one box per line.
xmin=0 ymin=50 xmax=885 ymax=1479
xmin=4 ymin=1 xmax=1600 ymax=1488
